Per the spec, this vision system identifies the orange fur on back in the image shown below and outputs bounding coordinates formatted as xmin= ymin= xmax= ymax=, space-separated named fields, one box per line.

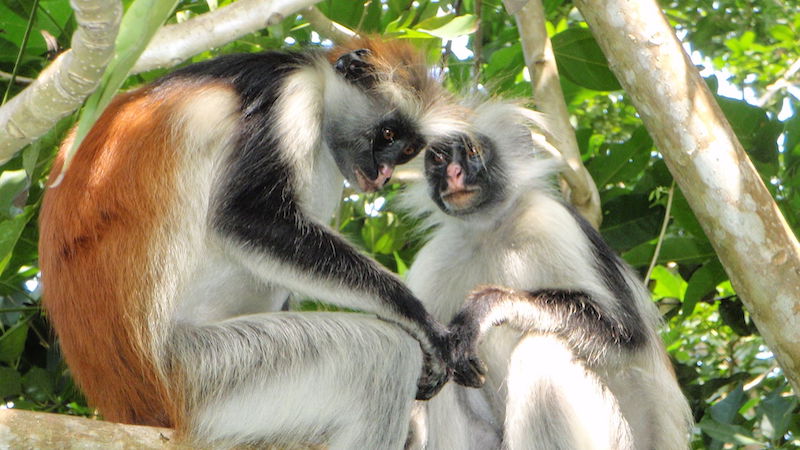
xmin=39 ymin=83 xmax=192 ymax=427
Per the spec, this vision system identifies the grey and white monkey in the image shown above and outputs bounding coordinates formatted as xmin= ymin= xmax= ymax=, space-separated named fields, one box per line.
xmin=402 ymin=102 xmax=693 ymax=449
xmin=39 ymin=38 xmax=480 ymax=449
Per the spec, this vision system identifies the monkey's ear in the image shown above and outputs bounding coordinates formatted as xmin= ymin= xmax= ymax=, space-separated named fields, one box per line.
xmin=334 ymin=49 xmax=377 ymax=89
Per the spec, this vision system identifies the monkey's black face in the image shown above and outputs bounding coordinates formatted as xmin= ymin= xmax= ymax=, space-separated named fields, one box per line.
xmin=326 ymin=48 xmax=427 ymax=192
xmin=326 ymin=110 xmax=425 ymax=193
xmin=425 ymin=133 xmax=505 ymax=216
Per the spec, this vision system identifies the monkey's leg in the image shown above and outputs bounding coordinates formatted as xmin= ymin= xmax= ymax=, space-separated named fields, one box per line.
xmin=419 ymin=384 xmax=501 ymax=450
xmin=169 ymin=312 xmax=421 ymax=449
xmin=503 ymin=334 xmax=634 ymax=450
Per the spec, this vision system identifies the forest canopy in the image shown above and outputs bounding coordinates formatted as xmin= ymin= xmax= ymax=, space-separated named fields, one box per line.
xmin=0 ymin=0 xmax=799 ymax=447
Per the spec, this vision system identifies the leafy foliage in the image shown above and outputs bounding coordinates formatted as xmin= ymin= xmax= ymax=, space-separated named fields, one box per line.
xmin=1 ymin=0 xmax=799 ymax=446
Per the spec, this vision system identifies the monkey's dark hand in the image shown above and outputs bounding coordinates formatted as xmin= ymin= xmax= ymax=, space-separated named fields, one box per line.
xmin=448 ymin=321 xmax=488 ymax=388
xmin=416 ymin=350 xmax=449 ymax=400
xmin=447 ymin=286 xmax=507 ymax=389
xmin=415 ymin=325 xmax=451 ymax=400
xmin=334 ymin=49 xmax=377 ymax=89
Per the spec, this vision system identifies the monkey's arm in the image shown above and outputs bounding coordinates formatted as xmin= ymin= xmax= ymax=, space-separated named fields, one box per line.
xmin=448 ymin=285 xmax=648 ymax=387
xmin=215 ymin=203 xmax=479 ymax=398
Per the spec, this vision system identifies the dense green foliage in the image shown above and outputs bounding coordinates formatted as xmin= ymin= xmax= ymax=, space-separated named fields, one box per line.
xmin=1 ymin=0 xmax=798 ymax=447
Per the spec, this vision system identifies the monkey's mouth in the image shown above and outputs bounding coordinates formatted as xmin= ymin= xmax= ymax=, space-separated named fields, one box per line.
xmin=354 ymin=165 xmax=393 ymax=193
xmin=441 ymin=188 xmax=480 ymax=210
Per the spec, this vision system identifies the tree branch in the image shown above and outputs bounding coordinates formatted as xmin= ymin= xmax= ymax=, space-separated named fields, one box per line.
xmin=504 ymin=0 xmax=602 ymax=227
xmin=0 ymin=409 xmax=323 ymax=448
xmin=0 ymin=0 xmax=122 ymax=162
xmin=132 ymin=0 xmax=320 ymax=74
xmin=0 ymin=71 xmax=34 ymax=84
xmin=574 ymin=0 xmax=800 ymax=395
xmin=0 ymin=409 xmax=176 ymax=448
xmin=755 ymin=58 xmax=800 ymax=108
xmin=302 ymin=6 xmax=356 ymax=44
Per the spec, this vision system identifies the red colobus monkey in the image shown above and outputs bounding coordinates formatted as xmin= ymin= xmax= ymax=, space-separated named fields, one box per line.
xmin=39 ymin=39 xmax=479 ymax=448
xmin=403 ymin=102 xmax=693 ymax=449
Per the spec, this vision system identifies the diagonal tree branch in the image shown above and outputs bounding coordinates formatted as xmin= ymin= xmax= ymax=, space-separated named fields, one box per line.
xmin=302 ymin=6 xmax=356 ymax=44
xmin=574 ymin=0 xmax=800 ymax=396
xmin=132 ymin=0 xmax=319 ymax=74
xmin=504 ymin=0 xmax=602 ymax=227
xmin=0 ymin=0 xmax=122 ymax=162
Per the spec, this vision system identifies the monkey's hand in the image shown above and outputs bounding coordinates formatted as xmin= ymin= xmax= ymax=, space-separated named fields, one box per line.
xmin=447 ymin=286 xmax=509 ymax=389
xmin=448 ymin=324 xmax=487 ymax=389
xmin=415 ymin=345 xmax=450 ymax=400
xmin=414 ymin=322 xmax=454 ymax=400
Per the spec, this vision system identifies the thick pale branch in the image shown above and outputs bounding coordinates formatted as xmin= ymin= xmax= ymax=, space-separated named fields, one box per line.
xmin=302 ymin=6 xmax=356 ymax=44
xmin=132 ymin=0 xmax=319 ymax=74
xmin=504 ymin=0 xmax=602 ymax=228
xmin=0 ymin=409 xmax=322 ymax=448
xmin=0 ymin=0 xmax=122 ymax=162
xmin=574 ymin=0 xmax=800 ymax=395
xmin=0 ymin=409 xmax=179 ymax=448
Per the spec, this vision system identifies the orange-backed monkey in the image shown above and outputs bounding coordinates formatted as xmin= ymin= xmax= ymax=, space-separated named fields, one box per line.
xmin=39 ymin=39 xmax=480 ymax=448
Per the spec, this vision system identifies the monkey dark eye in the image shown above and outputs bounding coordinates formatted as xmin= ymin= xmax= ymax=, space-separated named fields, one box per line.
xmin=403 ymin=147 xmax=416 ymax=156
xmin=382 ymin=127 xmax=395 ymax=142
xmin=467 ymin=145 xmax=480 ymax=159
xmin=432 ymin=152 xmax=445 ymax=164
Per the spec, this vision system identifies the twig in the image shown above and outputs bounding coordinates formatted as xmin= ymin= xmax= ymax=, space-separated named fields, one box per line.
xmin=645 ymin=181 xmax=675 ymax=283
xmin=0 ymin=71 xmax=34 ymax=84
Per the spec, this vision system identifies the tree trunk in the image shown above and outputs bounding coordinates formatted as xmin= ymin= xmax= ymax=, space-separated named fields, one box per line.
xmin=504 ymin=0 xmax=602 ymax=227
xmin=573 ymin=0 xmax=800 ymax=395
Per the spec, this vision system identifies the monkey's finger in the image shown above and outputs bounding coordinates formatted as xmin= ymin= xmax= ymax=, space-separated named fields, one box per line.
xmin=453 ymin=355 xmax=487 ymax=388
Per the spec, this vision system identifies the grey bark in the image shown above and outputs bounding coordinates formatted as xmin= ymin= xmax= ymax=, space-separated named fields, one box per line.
xmin=574 ymin=0 xmax=800 ymax=395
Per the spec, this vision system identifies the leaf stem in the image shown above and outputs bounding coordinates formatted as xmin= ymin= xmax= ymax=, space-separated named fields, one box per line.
xmin=645 ymin=181 xmax=675 ymax=283
xmin=2 ymin=0 xmax=41 ymax=105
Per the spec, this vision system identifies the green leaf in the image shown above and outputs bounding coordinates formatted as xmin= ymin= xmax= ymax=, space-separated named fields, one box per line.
xmin=716 ymin=97 xmax=774 ymax=161
xmin=0 ymin=169 xmax=28 ymax=217
xmin=622 ymin=236 xmax=715 ymax=268
xmin=600 ymin=194 xmax=663 ymax=252
xmin=551 ymin=28 xmax=621 ymax=91
xmin=22 ymin=366 xmax=55 ymax=403
xmin=416 ymin=15 xmax=477 ymax=39
xmin=682 ymin=259 xmax=726 ymax=316
xmin=0 ymin=366 xmax=22 ymax=397
xmin=0 ymin=3 xmax=40 ymax=53
xmin=483 ymin=43 xmax=524 ymax=81
xmin=394 ymin=251 xmax=408 ymax=277
xmin=698 ymin=416 xmax=764 ymax=446
xmin=670 ymin=189 xmax=707 ymax=240
xmin=768 ymin=24 xmax=794 ymax=43
xmin=650 ymin=266 xmax=686 ymax=300
xmin=587 ymin=126 xmax=653 ymax=187
xmin=711 ymin=384 xmax=745 ymax=424
xmin=758 ymin=389 xmax=797 ymax=440
xmin=0 ymin=319 xmax=29 ymax=363
xmin=0 ymin=206 xmax=35 ymax=273
xmin=317 ymin=0 xmax=363 ymax=29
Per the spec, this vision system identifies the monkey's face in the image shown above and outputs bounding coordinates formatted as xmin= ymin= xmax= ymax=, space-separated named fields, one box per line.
xmin=424 ymin=133 xmax=505 ymax=216
xmin=324 ymin=108 xmax=425 ymax=193
xmin=324 ymin=46 xmax=434 ymax=192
